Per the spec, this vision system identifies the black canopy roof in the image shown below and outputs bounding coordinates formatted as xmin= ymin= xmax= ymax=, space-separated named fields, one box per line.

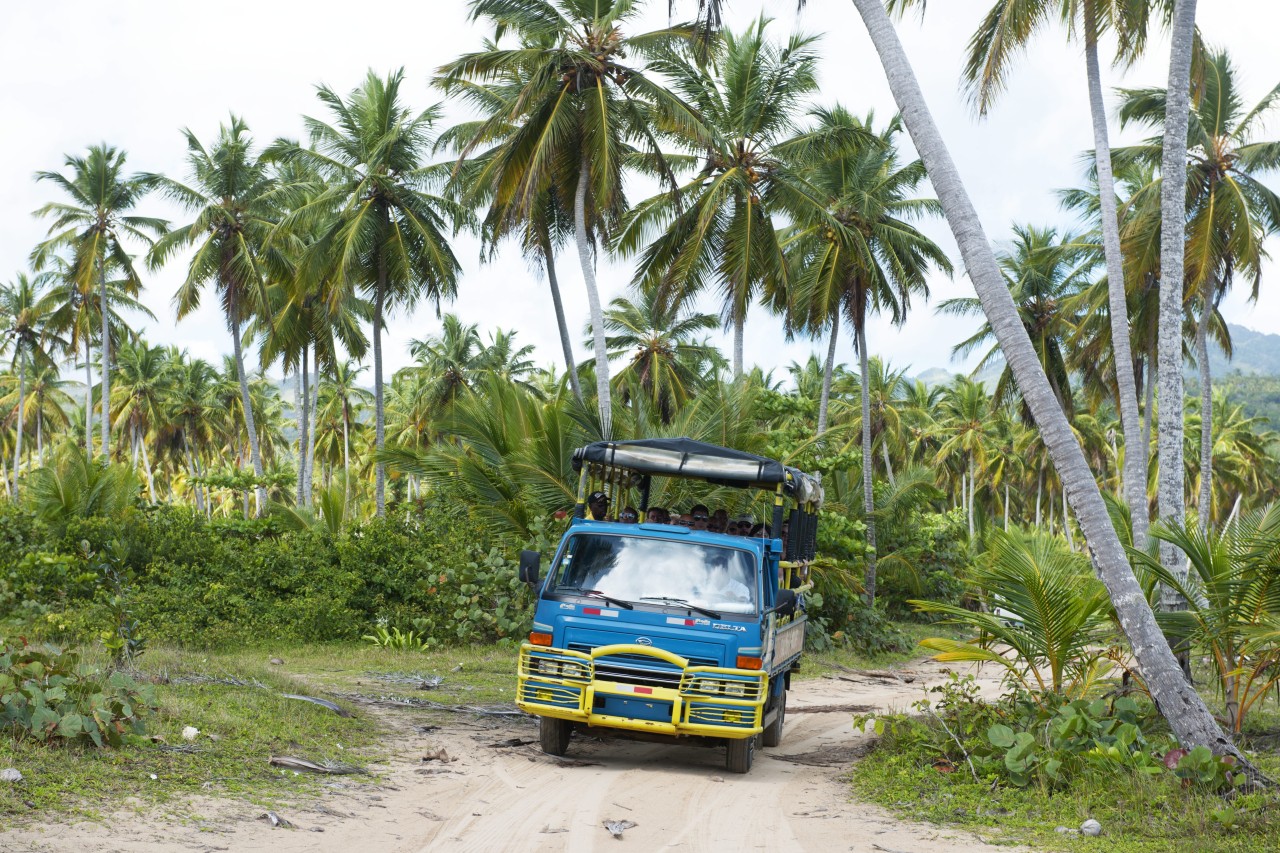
xmin=573 ymin=438 xmax=823 ymax=507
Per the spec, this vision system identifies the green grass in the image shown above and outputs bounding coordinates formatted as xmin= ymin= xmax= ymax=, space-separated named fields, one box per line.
xmin=0 ymin=642 xmax=522 ymax=822
xmin=850 ymin=743 xmax=1280 ymax=852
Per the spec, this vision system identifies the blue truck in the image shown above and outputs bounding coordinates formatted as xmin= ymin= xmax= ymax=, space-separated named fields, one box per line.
xmin=515 ymin=438 xmax=822 ymax=773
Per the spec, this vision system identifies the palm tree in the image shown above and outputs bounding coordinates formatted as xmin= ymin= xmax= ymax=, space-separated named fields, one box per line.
xmin=617 ymin=18 xmax=829 ymax=379
xmin=1116 ymin=48 xmax=1280 ymax=530
xmin=441 ymin=0 xmax=703 ymax=435
xmin=20 ymin=365 xmax=75 ymax=465
xmin=31 ymin=145 xmax=165 ymax=455
xmin=476 ymin=328 xmax=542 ymax=396
xmin=0 ymin=273 xmax=63 ymax=497
xmin=597 ymin=289 xmax=719 ymax=424
xmin=784 ymin=107 xmax=948 ymax=604
xmin=110 ymin=340 xmax=173 ymax=500
xmin=435 ymin=72 xmax=584 ymax=403
xmin=147 ymin=117 xmax=281 ymax=514
xmin=167 ymin=354 xmax=219 ymax=513
xmin=408 ymin=314 xmax=484 ymax=409
xmin=271 ymin=70 xmax=464 ymax=516
xmin=887 ymin=0 xmax=1160 ymax=551
xmin=317 ymin=359 xmax=371 ymax=490
xmin=842 ymin=0 xmax=1242 ymax=768
xmin=42 ymin=257 xmax=156 ymax=456
xmin=934 ymin=377 xmax=996 ymax=539
xmin=940 ymin=225 xmax=1094 ymax=422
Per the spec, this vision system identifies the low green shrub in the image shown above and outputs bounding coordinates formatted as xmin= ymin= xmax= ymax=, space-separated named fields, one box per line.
xmin=0 ymin=641 xmax=157 ymax=747
xmin=862 ymin=675 xmax=1246 ymax=794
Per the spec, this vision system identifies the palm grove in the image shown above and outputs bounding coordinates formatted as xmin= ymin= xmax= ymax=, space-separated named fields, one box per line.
xmin=3 ymin=0 xmax=1280 ymax=769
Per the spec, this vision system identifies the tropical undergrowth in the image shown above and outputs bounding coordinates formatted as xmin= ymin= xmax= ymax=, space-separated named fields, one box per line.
xmin=848 ymin=526 xmax=1280 ymax=852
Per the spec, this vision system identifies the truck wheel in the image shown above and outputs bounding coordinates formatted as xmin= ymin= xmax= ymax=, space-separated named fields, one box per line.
xmin=725 ymin=735 xmax=756 ymax=774
xmin=539 ymin=717 xmax=572 ymax=756
xmin=762 ymin=691 xmax=786 ymax=748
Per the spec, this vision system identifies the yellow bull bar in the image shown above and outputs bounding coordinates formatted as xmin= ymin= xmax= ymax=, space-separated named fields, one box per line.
xmin=517 ymin=643 xmax=768 ymax=739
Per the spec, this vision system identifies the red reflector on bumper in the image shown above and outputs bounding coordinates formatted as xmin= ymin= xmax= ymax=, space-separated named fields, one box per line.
xmin=633 ymin=686 xmax=653 ymax=694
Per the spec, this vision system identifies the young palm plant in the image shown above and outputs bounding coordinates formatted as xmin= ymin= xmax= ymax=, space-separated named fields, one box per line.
xmin=1134 ymin=506 xmax=1280 ymax=734
xmin=914 ymin=529 xmax=1117 ymax=698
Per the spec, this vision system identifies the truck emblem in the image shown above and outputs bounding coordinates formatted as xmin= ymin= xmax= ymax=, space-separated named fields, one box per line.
xmin=635 ymin=637 xmax=653 ymax=646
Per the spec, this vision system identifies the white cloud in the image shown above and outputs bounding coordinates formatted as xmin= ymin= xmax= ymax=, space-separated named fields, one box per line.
xmin=2 ymin=0 xmax=1277 ymax=386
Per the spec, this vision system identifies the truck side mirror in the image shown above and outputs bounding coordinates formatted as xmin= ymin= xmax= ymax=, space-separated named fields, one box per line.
xmin=774 ymin=588 xmax=797 ymax=619
xmin=518 ymin=550 xmax=541 ymax=585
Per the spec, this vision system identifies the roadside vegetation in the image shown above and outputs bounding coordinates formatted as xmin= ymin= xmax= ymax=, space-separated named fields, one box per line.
xmin=2 ymin=0 xmax=1280 ymax=845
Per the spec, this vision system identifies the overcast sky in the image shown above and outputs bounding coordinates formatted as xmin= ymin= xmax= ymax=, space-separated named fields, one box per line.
xmin=2 ymin=0 xmax=1278 ymax=384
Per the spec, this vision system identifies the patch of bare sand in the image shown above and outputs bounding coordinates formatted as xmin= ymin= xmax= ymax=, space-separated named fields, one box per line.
xmin=5 ymin=660 xmax=1021 ymax=853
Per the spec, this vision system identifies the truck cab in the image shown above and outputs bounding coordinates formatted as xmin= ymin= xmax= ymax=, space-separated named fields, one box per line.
xmin=515 ymin=438 xmax=821 ymax=773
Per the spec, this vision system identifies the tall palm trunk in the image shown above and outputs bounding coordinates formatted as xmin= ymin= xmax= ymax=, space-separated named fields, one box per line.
xmin=817 ymin=321 xmax=838 ymax=436
xmin=98 ymin=257 xmax=111 ymax=455
xmin=374 ymin=247 xmax=388 ymax=517
xmin=859 ymin=327 xmax=877 ymax=606
xmin=967 ymin=456 xmax=976 ymax=537
xmin=228 ymin=289 xmax=267 ymax=515
xmin=1196 ymin=292 xmax=1213 ymax=529
xmin=300 ymin=349 xmax=312 ymax=507
xmin=36 ymin=404 xmax=43 ymax=464
xmin=1035 ymin=466 xmax=1043 ymax=527
xmin=138 ymin=424 xmax=156 ymax=500
xmin=575 ymin=156 xmax=612 ymax=438
xmin=12 ymin=356 xmax=25 ymax=499
xmin=84 ymin=335 xmax=93 ymax=457
xmin=342 ymin=403 xmax=350 ymax=491
xmin=295 ymin=365 xmax=306 ymax=507
xmin=1143 ymin=350 xmax=1155 ymax=465
xmin=1062 ymin=487 xmax=1075 ymax=550
xmin=1156 ymin=0 xmax=1199 ymax=610
xmin=307 ymin=359 xmax=318 ymax=506
xmin=881 ymin=442 xmax=896 ymax=488
xmin=1004 ymin=483 xmax=1010 ymax=530
xmin=732 ymin=315 xmax=745 ymax=380
xmin=184 ymin=433 xmax=204 ymax=513
xmin=541 ymin=226 xmax=582 ymax=403
xmin=850 ymin=0 xmax=1247 ymax=767
xmin=1084 ymin=4 xmax=1149 ymax=550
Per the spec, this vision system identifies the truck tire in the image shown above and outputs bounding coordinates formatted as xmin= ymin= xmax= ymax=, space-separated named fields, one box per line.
xmin=539 ymin=717 xmax=572 ymax=756
xmin=725 ymin=734 xmax=756 ymax=774
xmin=761 ymin=691 xmax=786 ymax=748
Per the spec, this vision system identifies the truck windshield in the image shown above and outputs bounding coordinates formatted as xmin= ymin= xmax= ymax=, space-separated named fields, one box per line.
xmin=549 ymin=533 xmax=758 ymax=615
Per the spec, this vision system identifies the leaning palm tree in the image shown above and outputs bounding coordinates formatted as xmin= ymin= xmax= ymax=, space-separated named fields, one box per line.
xmin=31 ymin=145 xmax=165 ymax=455
xmin=784 ymin=107 xmax=949 ymax=604
xmin=270 ymin=69 xmax=465 ymax=516
xmin=439 ymin=0 xmax=704 ymax=436
xmin=146 ymin=117 xmax=282 ymax=514
xmin=0 ymin=273 xmax=64 ymax=497
xmin=833 ymin=0 xmax=1244 ymax=769
xmin=886 ymin=0 xmax=1163 ymax=551
xmin=617 ymin=18 xmax=830 ymax=379
xmin=1115 ymin=48 xmax=1280 ymax=529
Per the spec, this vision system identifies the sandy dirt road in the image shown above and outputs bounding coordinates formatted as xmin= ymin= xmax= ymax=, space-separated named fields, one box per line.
xmin=9 ymin=660 xmax=1022 ymax=853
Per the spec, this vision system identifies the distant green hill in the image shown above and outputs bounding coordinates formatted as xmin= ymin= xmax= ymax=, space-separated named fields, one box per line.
xmin=1211 ymin=323 xmax=1280 ymax=377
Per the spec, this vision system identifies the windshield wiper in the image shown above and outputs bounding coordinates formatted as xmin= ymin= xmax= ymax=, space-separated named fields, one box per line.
xmin=558 ymin=587 xmax=634 ymax=610
xmin=639 ymin=597 xmax=721 ymax=619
